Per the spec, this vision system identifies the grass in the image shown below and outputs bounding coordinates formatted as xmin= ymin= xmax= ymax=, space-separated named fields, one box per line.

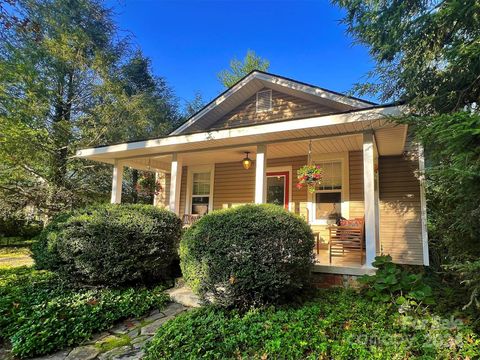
xmin=0 ymin=247 xmax=33 ymax=269
xmin=95 ymin=334 xmax=131 ymax=352
xmin=0 ymin=237 xmax=35 ymax=247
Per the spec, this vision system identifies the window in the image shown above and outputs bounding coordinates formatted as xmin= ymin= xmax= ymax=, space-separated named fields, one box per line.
xmin=266 ymin=171 xmax=290 ymax=209
xmin=191 ymin=172 xmax=211 ymax=215
xmin=314 ymin=161 xmax=342 ymax=223
xmin=256 ymin=89 xmax=272 ymax=112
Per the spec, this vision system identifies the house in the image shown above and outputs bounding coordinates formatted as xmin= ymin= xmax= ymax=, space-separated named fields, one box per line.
xmin=76 ymin=71 xmax=429 ymax=275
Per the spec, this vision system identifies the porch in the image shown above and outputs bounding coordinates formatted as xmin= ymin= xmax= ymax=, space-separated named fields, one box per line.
xmin=76 ymin=105 xmax=425 ymax=274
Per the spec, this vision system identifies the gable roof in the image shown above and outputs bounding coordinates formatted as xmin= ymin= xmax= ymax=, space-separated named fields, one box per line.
xmin=171 ymin=70 xmax=377 ymax=135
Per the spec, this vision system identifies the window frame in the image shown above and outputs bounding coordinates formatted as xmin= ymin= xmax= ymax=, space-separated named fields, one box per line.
xmin=185 ymin=165 xmax=215 ymax=215
xmin=308 ymin=153 xmax=350 ymax=225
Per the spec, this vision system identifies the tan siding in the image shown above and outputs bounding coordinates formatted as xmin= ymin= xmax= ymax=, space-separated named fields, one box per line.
xmin=212 ymin=156 xmax=310 ymax=212
xmin=213 ymin=162 xmax=255 ymax=209
xmin=349 ymin=151 xmax=364 ymax=218
xmin=209 ymin=89 xmax=336 ymax=130
xmin=379 ymin=156 xmax=423 ymax=265
xmin=154 ymin=172 xmax=170 ymax=208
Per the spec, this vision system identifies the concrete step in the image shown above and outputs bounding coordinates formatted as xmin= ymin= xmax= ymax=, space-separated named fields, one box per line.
xmin=167 ymin=286 xmax=201 ymax=308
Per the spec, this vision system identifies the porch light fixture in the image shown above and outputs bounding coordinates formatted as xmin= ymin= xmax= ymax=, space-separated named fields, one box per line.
xmin=242 ymin=152 xmax=252 ymax=170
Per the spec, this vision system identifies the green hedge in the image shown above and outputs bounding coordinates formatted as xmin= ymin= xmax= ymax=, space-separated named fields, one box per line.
xmin=32 ymin=204 xmax=182 ymax=286
xmin=0 ymin=217 xmax=43 ymax=238
xmin=0 ymin=267 xmax=169 ymax=358
xmin=144 ymin=289 xmax=480 ymax=360
xmin=180 ymin=204 xmax=315 ymax=310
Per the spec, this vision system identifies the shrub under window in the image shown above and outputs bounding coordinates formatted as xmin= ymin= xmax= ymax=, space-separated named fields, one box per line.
xmin=180 ymin=204 xmax=315 ymax=310
xmin=32 ymin=204 xmax=182 ymax=286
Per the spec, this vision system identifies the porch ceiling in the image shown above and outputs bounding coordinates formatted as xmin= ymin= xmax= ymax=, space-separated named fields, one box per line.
xmin=76 ymin=105 xmax=407 ymax=171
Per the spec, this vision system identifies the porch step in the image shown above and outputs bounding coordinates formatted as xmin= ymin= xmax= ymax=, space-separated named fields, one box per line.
xmin=167 ymin=285 xmax=202 ymax=308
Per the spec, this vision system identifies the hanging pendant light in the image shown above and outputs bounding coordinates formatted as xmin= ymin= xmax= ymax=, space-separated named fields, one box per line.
xmin=242 ymin=152 xmax=252 ymax=170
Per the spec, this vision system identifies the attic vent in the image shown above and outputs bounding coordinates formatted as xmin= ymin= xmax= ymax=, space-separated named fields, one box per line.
xmin=256 ymin=89 xmax=272 ymax=112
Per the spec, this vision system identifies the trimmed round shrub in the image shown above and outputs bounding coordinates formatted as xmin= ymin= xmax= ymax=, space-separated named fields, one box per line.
xmin=180 ymin=204 xmax=315 ymax=310
xmin=32 ymin=212 xmax=72 ymax=270
xmin=32 ymin=204 xmax=182 ymax=286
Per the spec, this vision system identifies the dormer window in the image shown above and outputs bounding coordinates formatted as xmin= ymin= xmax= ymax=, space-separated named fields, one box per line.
xmin=256 ymin=89 xmax=272 ymax=112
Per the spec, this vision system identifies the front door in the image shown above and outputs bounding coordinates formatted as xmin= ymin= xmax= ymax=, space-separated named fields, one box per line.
xmin=266 ymin=171 xmax=289 ymax=210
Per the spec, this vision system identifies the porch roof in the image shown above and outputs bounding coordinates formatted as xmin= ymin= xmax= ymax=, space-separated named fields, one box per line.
xmin=76 ymin=104 xmax=407 ymax=171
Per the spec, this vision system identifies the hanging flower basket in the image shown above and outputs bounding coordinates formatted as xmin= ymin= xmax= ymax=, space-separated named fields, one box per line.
xmin=296 ymin=165 xmax=322 ymax=193
xmin=136 ymin=172 xmax=163 ymax=197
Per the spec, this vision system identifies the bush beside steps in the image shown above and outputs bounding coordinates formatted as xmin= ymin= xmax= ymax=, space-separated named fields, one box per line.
xmin=32 ymin=204 xmax=183 ymax=286
xmin=180 ymin=204 xmax=315 ymax=310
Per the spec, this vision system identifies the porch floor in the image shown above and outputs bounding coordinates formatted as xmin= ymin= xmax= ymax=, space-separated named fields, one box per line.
xmin=313 ymin=246 xmax=365 ymax=267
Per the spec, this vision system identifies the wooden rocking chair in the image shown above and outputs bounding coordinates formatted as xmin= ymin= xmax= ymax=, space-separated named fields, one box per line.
xmin=328 ymin=217 xmax=365 ymax=264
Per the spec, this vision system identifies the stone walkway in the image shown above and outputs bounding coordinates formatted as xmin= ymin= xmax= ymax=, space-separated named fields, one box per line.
xmin=30 ymin=284 xmax=200 ymax=360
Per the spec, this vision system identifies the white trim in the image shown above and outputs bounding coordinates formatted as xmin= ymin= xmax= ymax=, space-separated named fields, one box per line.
xmin=255 ymin=72 xmax=373 ymax=108
xmin=185 ymin=164 xmax=215 ymax=215
xmin=76 ymin=106 xmax=405 ymax=159
xmin=312 ymin=264 xmax=376 ymax=276
xmin=418 ymin=144 xmax=429 ymax=266
xmin=255 ymin=144 xmax=267 ymax=204
xmin=170 ymin=72 xmax=258 ymax=135
xmin=266 ymin=166 xmax=293 ymax=211
xmin=307 ymin=152 xmax=350 ymax=225
xmin=110 ymin=160 xmax=124 ymax=204
xmin=363 ymin=132 xmax=377 ymax=268
xmin=373 ymin=139 xmax=380 ymax=253
xmin=169 ymin=154 xmax=182 ymax=214
xmin=170 ymin=71 xmax=373 ymax=135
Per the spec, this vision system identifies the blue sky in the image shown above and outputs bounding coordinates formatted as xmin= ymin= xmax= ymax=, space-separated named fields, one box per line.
xmin=107 ymin=0 xmax=376 ymax=109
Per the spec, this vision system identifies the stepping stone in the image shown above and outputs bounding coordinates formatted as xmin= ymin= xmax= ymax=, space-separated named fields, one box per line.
xmin=31 ymin=349 xmax=70 ymax=360
xmin=88 ymin=331 xmax=111 ymax=344
xmin=110 ymin=324 xmax=130 ymax=335
xmin=111 ymin=349 xmax=144 ymax=360
xmin=127 ymin=327 xmax=140 ymax=338
xmin=167 ymin=287 xmax=201 ymax=308
xmin=162 ymin=302 xmax=187 ymax=317
xmin=142 ymin=310 xmax=165 ymax=323
xmin=98 ymin=346 xmax=131 ymax=360
xmin=65 ymin=346 xmax=99 ymax=360
xmin=131 ymin=336 xmax=152 ymax=350
xmin=140 ymin=315 xmax=175 ymax=335
xmin=131 ymin=335 xmax=149 ymax=345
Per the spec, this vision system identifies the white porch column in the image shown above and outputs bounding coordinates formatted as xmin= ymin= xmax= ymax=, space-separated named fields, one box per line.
xmin=110 ymin=160 xmax=124 ymax=204
xmin=363 ymin=132 xmax=378 ymax=267
xmin=169 ymin=153 xmax=182 ymax=215
xmin=255 ymin=144 xmax=267 ymax=204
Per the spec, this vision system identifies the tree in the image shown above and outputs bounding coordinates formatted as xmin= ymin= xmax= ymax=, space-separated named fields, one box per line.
xmin=0 ymin=0 xmax=179 ymax=219
xmin=217 ymin=50 xmax=270 ymax=88
xmin=334 ymin=0 xmax=480 ymax=314
xmin=333 ymin=0 xmax=479 ymax=113
xmin=112 ymin=51 xmax=180 ymax=203
xmin=184 ymin=91 xmax=205 ymax=118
